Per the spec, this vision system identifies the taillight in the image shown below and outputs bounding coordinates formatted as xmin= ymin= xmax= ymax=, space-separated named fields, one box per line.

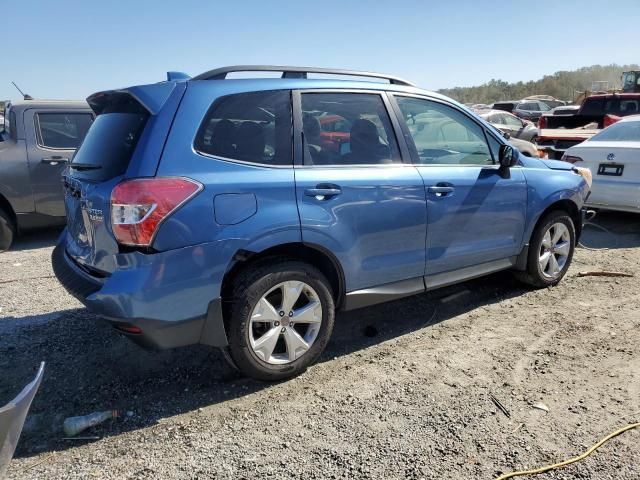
xmin=538 ymin=116 xmax=547 ymax=129
xmin=603 ymin=114 xmax=621 ymax=128
xmin=561 ymin=154 xmax=583 ymax=164
xmin=110 ymin=177 xmax=202 ymax=247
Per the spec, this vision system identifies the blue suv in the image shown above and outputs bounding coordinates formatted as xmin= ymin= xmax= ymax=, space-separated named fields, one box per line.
xmin=53 ymin=66 xmax=589 ymax=381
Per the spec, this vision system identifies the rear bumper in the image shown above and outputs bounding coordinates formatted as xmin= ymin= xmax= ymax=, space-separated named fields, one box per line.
xmin=52 ymin=242 xmax=228 ymax=350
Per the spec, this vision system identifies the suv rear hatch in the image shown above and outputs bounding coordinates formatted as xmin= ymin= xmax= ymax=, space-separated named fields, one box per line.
xmin=62 ymin=81 xmax=186 ymax=274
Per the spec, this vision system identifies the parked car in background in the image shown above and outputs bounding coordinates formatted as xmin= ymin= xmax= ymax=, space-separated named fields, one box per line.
xmin=538 ymin=93 xmax=640 ymax=159
xmin=512 ymin=100 xmax=552 ymax=123
xmin=481 ymin=110 xmax=539 ymax=142
xmin=522 ymin=95 xmax=566 ymax=109
xmin=549 ymin=105 xmax=580 ymax=116
xmin=491 ymin=101 xmax=519 ymax=114
xmin=0 ymin=100 xmax=93 ymax=251
xmin=53 ymin=65 xmax=589 ymax=381
xmin=562 ymin=115 xmax=640 ymax=213
xmin=506 ymin=134 xmax=538 ymax=157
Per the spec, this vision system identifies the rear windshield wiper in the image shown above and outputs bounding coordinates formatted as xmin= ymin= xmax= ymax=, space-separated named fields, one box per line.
xmin=69 ymin=163 xmax=102 ymax=170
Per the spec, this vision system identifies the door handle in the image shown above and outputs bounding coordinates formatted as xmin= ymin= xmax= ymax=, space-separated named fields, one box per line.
xmin=304 ymin=185 xmax=342 ymax=200
xmin=427 ymin=185 xmax=454 ymax=197
xmin=42 ymin=156 xmax=69 ymax=165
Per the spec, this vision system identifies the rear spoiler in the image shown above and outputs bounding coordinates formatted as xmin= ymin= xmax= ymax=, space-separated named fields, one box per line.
xmin=87 ymin=81 xmax=180 ymax=116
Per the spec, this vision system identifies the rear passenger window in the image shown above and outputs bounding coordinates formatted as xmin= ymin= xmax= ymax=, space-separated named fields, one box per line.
xmin=36 ymin=113 xmax=93 ymax=149
xmin=300 ymin=93 xmax=401 ymax=165
xmin=395 ymin=96 xmax=493 ymax=165
xmin=195 ymin=90 xmax=292 ymax=166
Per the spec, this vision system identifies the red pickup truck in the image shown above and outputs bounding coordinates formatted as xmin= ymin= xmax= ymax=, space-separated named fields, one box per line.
xmin=537 ymin=93 xmax=640 ymax=159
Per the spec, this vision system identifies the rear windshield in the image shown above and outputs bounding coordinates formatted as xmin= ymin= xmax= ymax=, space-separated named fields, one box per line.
xmin=590 ymin=121 xmax=640 ymax=142
xmin=71 ymin=107 xmax=148 ymax=181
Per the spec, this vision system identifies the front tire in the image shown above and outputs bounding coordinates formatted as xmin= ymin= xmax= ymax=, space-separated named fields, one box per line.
xmin=226 ymin=259 xmax=335 ymax=381
xmin=515 ymin=210 xmax=575 ymax=288
xmin=0 ymin=209 xmax=16 ymax=252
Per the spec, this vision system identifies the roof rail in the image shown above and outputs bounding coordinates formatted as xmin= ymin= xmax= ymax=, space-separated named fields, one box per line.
xmin=191 ymin=65 xmax=415 ymax=87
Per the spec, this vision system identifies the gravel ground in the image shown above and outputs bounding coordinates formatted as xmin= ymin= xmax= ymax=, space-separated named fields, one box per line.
xmin=1 ymin=212 xmax=639 ymax=480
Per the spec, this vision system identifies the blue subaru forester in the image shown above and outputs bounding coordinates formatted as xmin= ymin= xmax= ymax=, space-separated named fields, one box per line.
xmin=53 ymin=66 xmax=589 ymax=381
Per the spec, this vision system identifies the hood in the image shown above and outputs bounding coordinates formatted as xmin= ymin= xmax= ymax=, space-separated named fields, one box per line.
xmin=540 ymin=158 xmax=573 ymax=171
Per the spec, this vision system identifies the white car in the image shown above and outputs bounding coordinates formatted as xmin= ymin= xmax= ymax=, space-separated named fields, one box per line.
xmin=563 ymin=115 xmax=640 ymax=213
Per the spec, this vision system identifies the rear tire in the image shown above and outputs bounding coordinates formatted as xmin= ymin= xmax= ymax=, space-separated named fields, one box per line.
xmin=515 ymin=210 xmax=575 ymax=288
xmin=226 ymin=259 xmax=335 ymax=381
xmin=0 ymin=209 xmax=16 ymax=252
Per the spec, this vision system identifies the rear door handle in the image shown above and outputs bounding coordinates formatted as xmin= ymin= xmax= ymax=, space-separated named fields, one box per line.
xmin=304 ymin=185 xmax=342 ymax=200
xmin=42 ymin=156 xmax=69 ymax=165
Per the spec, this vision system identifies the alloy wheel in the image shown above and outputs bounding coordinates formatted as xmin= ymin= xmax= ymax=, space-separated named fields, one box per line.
xmin=248 ymin=281 xmax=323 ymax=365
xmin=538 ymin=222 xmax=571 ymax=279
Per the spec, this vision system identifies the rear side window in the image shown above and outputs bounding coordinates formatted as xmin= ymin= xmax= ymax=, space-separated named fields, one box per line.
xmin=619 ymin=99 xmax=639 ymax=115
xmin=71 ymin=99 xmax=148 ymax=181
xmin=195 ymin=90 xmax=292 ymax=166
xmin=36 ymin=112 xmax=93 ymax=149
xmin=300 ymin=93 xmax=401 ymax=165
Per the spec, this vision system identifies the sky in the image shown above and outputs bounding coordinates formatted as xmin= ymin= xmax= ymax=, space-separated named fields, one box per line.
xmin=2 ymin=0 xmax=640 ymax=101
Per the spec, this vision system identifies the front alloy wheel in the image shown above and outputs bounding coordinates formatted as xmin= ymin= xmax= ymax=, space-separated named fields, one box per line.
xmin=538 ymin=222 xmax=571 ymax=280
xmin=515 ymin=210 xmax=576 ymax=288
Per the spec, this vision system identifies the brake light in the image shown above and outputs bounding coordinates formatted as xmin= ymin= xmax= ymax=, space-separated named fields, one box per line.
xmin=561 ymin=154 xmax=583 ymax=164
xmin=538 ymin=116 xmax=547 ymax=129
xmin=110 ymin=177 xmax=202 ymax=246
xmin=603 ymin=114 xmax=621 ymax=128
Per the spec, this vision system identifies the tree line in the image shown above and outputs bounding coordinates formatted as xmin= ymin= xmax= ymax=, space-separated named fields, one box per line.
xmin=437 ymin=64 xmax=640 ymax=105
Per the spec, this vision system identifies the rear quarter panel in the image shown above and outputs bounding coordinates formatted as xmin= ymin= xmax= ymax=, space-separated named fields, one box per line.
xmin=153 ymin=81 xmax=301 ymax=277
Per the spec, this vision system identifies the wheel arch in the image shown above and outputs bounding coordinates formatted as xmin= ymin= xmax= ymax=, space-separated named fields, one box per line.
xmin=0 ymin=192 xmax=17 ymax=230
xmin=221 ymin=242 xmax=346 ymax=310
xmin=532 ymin=198 xmax=582 ymax=244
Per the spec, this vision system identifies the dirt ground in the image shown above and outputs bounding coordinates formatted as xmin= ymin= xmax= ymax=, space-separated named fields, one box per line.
xmin=1 ymin=211 xmax=639 ymax=480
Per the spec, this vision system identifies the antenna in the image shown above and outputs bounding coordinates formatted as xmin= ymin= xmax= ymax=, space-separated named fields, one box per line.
xmin=11 ymin=82 xmax=33 ymax=100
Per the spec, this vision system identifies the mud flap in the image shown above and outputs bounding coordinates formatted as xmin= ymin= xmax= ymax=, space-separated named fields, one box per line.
xmin=0 ymin=362 xmax=45 ymax=476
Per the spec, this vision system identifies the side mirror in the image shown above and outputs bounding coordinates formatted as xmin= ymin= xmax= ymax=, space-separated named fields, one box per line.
xmin=502 ymin=131 xmax=511 ymax=140
xmin=499 ymin=144 xmax=517 ymax=168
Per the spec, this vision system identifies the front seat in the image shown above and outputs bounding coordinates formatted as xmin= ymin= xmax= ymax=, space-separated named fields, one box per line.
xmin=342 ymin=119 xmax=389 ymax=164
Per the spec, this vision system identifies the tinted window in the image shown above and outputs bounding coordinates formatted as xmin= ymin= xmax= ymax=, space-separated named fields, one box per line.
xmin=581 ymin=98 xmax=605 ymax=115
xmin=537 ymin=102 xmax=551 ymax=111
xmin=300 ymin=93 xmax=400 ymax=165
xmin=71 ymin=112 xmax=147 ymax=181
xmin=36 ymin=113 xmax=93 ymax=149
xmin=196 ymin=90 xmax=292 ymax=166
xmin=518 ymin=103 xmax=535 ymax=111
xmin=619 ymin=99 xmax=639 ymax=115
xmin=396 ymin=97 xmax=493 ymax=165
xmin=590 ymin=121 xmax=640 ymax=141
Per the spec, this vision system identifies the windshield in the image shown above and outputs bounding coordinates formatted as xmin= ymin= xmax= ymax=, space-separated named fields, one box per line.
xmin=590 ymin=120 xmax=640 ymax=142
